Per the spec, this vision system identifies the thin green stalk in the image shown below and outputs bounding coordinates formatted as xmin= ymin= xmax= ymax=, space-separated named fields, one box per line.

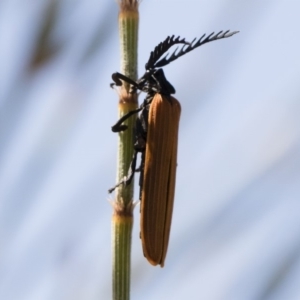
xmin=112 ymin=1 xmax=139 ymax=300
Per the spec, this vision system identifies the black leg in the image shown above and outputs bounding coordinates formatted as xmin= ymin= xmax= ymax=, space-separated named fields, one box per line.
xmin=108 ymin=150 xmax=138 ymax=193
xmin=111 ymin=107 xmax=143 ymax=132
xmin=111 ymin=72 xmax=140 ymax=89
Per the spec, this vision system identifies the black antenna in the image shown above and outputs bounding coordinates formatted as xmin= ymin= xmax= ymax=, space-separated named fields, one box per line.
xmin=153 ymin=30 xmax=239 ymax=68
xmin=145 ymin=35 xmax=189 ymax=70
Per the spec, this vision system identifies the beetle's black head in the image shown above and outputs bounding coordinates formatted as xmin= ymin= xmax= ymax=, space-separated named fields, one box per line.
xmin=152 ymin=69 xmax=175 ymax=95
xmin=136 ymin=68 xmax=175 ymax=96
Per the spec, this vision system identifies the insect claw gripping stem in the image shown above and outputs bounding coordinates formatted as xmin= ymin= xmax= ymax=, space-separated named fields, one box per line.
xmin=111 ymin=72 xmax=141 ymax=90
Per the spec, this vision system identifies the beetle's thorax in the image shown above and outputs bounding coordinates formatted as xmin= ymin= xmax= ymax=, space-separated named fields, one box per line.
xmin=138 ymin=68 xmax=176 ymax=96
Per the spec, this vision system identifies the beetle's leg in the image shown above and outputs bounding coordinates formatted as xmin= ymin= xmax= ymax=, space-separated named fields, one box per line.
xmin=138 ymin=150 xmax=145 ymax=201
xmin=111 ymin=88 xmax=153 ymax=133
xmin=133 ymin=108 xmax=148 ymax=201
xmin=110 ymin=72 xmax=148 ymax=132
xmin=111 ymin=107 xmax=143 ymax=132
xmin=111 ymin=72 xmax=140 ymax=90
xmin=109 ymin=112 xmax=147 ymax=193
xmin=108 ymin=136 xmax=146 ymax=193
xmin=108 ymin=149 xmax=139 ymax=193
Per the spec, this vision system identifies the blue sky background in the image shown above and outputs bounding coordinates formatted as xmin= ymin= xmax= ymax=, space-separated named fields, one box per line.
xmin=1 ymin=0 xmax=300 ymax=299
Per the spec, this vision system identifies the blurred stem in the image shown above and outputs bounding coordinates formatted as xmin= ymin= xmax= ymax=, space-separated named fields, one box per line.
xmin=112 ymin=1 xmax=139 ymax=300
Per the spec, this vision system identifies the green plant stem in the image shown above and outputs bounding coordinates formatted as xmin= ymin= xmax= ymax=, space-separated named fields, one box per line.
xmin=112 ymin=1 xmax=139 ymax=300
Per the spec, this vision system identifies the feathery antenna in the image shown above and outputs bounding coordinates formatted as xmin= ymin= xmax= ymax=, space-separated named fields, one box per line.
xmin=145 ymin=35 xmax=189 ymax=70
xmin=153 ymin=30 xmax=239 ymax=68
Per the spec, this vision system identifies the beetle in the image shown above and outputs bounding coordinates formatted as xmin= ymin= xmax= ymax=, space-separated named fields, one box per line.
xmin=109 ymin=30 xmax=239 ymax=266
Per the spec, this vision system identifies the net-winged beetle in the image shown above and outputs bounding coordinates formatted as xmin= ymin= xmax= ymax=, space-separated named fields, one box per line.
xmin=109 ymin=30 xmax=239 ymax=267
